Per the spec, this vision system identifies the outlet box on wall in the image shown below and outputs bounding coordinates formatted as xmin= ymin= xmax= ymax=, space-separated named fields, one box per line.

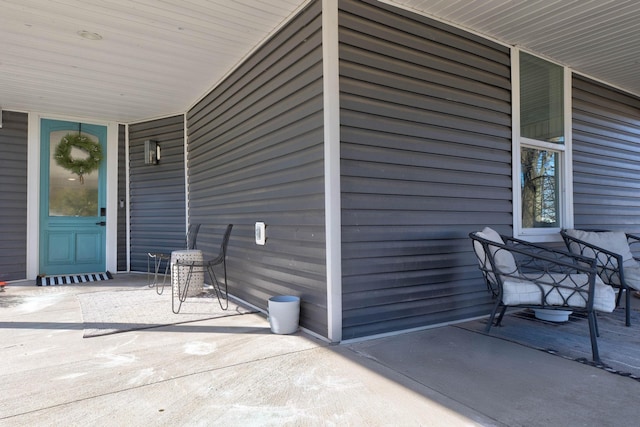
xmin=255 ymin=222 xmax=266 ymax=245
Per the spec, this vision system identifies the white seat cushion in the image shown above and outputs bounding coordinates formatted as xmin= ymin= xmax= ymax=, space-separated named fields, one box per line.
xmin=502 ymin=273 xmax=615 ymax=313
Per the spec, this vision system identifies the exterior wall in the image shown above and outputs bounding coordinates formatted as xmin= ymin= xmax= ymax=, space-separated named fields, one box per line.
xmin=0 ymin=111 xmax=28 ymax=281
xmin=338 ymin=0 xmax=512 ymax=338
xmin=117 ymin=124 xmax=127 ymax=271
xmin=3 ymin=3 xmax=640 ymax=343
xmin=128 ymin=115 xmax=187 ymax=272
xmin=572 ymin=75 xmax=640 ymax=233
xmin=187 ymin=1 xmax=327 ymax=336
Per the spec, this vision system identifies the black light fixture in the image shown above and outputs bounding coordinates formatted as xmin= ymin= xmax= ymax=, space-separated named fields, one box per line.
xmin=144 ymin=140 xmax=160 ymax=165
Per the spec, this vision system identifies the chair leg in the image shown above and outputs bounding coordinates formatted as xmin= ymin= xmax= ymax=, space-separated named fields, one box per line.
xmin=171 ymin=265 xmax=183 ymax=314
xmin=148 ymin=254 xmax=162 ymax=288
xmin=147 ymin=255 xmax=153 ymax=287
xmin=156 ymin=259 xmax=170 ymax=295
xmin=625 ymin=288 xmax=631 ymax=327
xmin=148 ymin=254 xmax=170 ymax=294
xmin=485 ymin=300 xmax=503 ymax=333
xmin=206 ymin=262 xmax=228 ymax=310
xmin=615 ymin=286 xmax=623 ymax=308
xmin=495 ymin=305 xmax=507 ymax=327
xmin=172 ymin=263 xmax=195 ymax=314
xmin=171 ymin=272 xmax=181 ymax=314
xmin=587 ymin=311 xmax=601 ymax=364
xmin=221 ymin=259 xmax=228 ymax=301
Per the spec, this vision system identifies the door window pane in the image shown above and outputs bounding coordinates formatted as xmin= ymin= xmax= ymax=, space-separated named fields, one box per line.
xmin=520 ymin=52 xmax=564 ymax=143
xmin=49 ymin=131 xmax=99 ymax=217
xmin=521 ymin=147 xmax=559 ymax=228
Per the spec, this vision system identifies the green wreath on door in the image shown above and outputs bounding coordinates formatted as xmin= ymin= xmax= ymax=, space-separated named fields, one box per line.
xmin=54 ymin=133 xmax=103 ymax=184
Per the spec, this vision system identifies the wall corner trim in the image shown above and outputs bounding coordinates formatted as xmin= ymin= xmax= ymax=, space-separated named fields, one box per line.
xmin=323 ymin=0 xmax=342 ymax=342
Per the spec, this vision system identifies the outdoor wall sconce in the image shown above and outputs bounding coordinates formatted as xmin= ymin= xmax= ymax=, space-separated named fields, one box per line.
xmin=144 ymin=139 xmax=160 ymax=165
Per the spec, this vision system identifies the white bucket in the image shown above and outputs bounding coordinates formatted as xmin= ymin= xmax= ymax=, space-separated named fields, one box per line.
xmin=268 ymin=295 xmax=300 ymax=334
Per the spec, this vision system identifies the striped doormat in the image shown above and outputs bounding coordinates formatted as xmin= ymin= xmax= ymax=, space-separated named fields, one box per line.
xmin=36 ymin=271 xmax=113 ymax=286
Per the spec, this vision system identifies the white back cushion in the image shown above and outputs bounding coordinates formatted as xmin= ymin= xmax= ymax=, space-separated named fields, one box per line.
xmin=565 ymin=229 xmax=634 ymax=262
xmin=475 ymin=227 xmax=518 ymax=275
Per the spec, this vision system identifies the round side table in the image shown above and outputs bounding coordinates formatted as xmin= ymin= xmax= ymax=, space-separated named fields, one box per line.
xmin=171 ymin=249 xmax=204 ymax=298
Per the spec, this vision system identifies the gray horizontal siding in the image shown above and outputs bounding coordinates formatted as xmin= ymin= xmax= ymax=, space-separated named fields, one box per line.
xmin=0 ymin=111 xmax=28 ymax=281
xmin=117 ymin=124 xmax=127 ymax=271
xmin=339 ymin=0 xmax=512 ymax=339
xmin=187 ymin=1 xmax=327 ymax=336
xmin=572 ymin=75 xmax=640 ymax=232
xmin=129 ymin=115 xmax=186 ymax=272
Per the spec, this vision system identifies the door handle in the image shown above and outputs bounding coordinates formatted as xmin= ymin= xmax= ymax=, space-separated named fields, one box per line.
xmin=96 ymin=221 xmax=106 ymax=226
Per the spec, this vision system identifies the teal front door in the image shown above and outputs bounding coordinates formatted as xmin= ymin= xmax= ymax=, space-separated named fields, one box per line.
xmin=39 ymin=119 xmax=107 ymax=275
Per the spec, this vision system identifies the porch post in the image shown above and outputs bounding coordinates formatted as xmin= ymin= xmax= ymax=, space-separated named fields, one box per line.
xmin=26 ymin=113 xmax=40 ymax=279
xmin=323 ymin=0 xmax=342 ymax=342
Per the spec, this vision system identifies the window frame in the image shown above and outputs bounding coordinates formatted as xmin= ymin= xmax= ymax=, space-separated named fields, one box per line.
xmin=512 ymin=47 xmax=573 ymax=242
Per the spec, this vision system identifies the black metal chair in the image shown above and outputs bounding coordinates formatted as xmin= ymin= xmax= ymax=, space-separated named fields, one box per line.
xmin=470 ymin=227 xmax=616 ymax=363
xmin=560 ymin=229 xmax=640 ymax=327
xmin=148 ymin=223 xmax=201 ymax=294
xmin=172 ymin=224 xmax=233 ymax=313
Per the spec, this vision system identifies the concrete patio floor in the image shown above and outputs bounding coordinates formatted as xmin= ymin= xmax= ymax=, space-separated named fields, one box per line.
xmin=1 ymin=273 xmax=639 ymax=426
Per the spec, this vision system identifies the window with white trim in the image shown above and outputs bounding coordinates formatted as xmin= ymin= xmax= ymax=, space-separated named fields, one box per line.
xmin=513 ymin=49 xmax=573 ymax=241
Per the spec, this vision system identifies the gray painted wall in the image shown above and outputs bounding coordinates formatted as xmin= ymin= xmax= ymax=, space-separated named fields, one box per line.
xmin=129 ymin=115 xmax=187 ymax=272
xmin=572 ymin=75 xmax=640 ymax=233
xmin=0 ymin=111 xmax=28 ymax=281
xmin=187 ymin=0 xmax=327 ymax=336
xmin=338 ymin=0 xmax=512 ymax=338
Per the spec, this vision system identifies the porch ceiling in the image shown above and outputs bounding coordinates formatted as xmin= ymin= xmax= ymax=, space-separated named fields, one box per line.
xmin=1 ymin=0 xmax=639 ymax=124
xmin=393 ymin=0 xmax=640 ymax=96
xmin=0 ymin=0 xmax=307 ymax=123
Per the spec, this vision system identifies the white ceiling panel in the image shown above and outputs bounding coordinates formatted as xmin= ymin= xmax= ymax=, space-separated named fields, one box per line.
xmin=389 ymin=0 xmax=640 ymax=98
xmin=1 ymin=0 xmax=638 ymax=123
xmin=0 ymin=0 xmax=308 ymax=122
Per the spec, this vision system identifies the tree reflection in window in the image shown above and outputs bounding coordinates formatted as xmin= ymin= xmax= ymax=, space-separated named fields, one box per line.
xmin=521 ymin=147 xmax=559 ymax=228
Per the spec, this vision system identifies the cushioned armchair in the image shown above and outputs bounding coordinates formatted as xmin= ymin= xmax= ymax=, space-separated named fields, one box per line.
xmin=561 ymin=229 xmax=640 ymax=327
xmin=470 ymin=227 xmax=616 ymax=363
